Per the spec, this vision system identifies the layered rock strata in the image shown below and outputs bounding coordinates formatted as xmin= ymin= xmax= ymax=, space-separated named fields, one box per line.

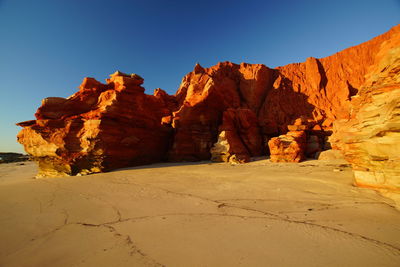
xmin=330 ymin=27 xmax=400 ymax=204
xmin=268 ymin=118 xmax=309 ymax=163
xmin=268 ymin=116 xmax=329 ymax=163
xmin=168 ymin=62 xmax=275 ymax=161
xmin=268 ymin=130 xmax=307 ymax=163
xmin=17 ymin=72 xmax=174 ymax=176
xmin=16 ymin=24 xmax=400 ymax=188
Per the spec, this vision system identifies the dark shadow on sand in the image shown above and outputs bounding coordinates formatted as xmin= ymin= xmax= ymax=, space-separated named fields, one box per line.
xmin=113 ymin=160 xmax=216 ymax=172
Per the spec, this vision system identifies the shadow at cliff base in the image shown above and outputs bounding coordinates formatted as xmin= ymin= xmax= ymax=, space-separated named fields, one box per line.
xmin=103 ymin=157 xmax=272 ymax=173
xmin=112 ymin=160 xmax=216 ymax=172
xmin=110 ymin=156 xmax=272 ymax=172
xmin=105 ymin=156 xmax=326 ymax=174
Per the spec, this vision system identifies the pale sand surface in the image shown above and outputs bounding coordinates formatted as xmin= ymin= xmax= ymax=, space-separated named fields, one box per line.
xmin=0 ymin=159 xmax=399 ymax=267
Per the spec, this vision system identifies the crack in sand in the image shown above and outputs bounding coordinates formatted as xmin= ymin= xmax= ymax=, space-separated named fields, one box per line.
xmin=117 ymin=180 xmax=400 ymax=255
xmin=62 ymin=209 xmax=69 ymax=225
xmin=301 ymin=189 xmax=397 ymax=208
xmin=115 ymin=213 xmax=271 ymax=224
xmin=38 ymin=179 xmax=59 ymax=206
xmin=73 ymin=209 xmax=400 ymax=256
xmin=38 ymin=179 xmax=122 ymax=222
xmin=6 ymin=217 xmax=165 ymax=267
xmin=5 ymin=205 xmax=71 ymax=258
xmin=223 ymin=203 xmax=400 ymax=254
xmin=74 ymin=222 xmax=165 ymax=267
xmin=6 ymin=178 xmax=163 ymax=266
xmin=216 ymin=198 xmax=337 ymax=210
xmin=216 ymin=198 xmax=396 ymax=213
xmin=28 ymin=178 xmax=400 ymax=257
xmin=2 ymin=220 xmax=69 ymax=258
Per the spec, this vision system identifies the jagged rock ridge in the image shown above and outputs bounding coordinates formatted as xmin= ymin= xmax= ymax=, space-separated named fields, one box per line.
xmin=17 ymin=71 xmax=175 ymax=176
xmin=17 ymin=23 xmax=400 ymax=208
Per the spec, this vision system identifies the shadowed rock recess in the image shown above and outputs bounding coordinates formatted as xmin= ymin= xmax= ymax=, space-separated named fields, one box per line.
xmin=17 ymin=25 xmax=399 ymax=202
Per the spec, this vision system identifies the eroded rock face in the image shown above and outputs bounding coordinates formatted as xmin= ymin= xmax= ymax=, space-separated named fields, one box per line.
xmin=168 ymin=62 xmax=275 ymax=161
xmin=16 ymin=24 xmax=400 ymax=188
xmin=330 ymin=27 xmax=400 ymax=205
xmin=268 ymin=118 xmax=309 ymax=163
xmin=210 ymin=108 xmax=262 ymax=163
xmin=260 ymin=26 xmax=400 ymax=135
xmin=17 ymin=71 xmax=174 ymax=176
xmin=268 ymin=131 xmax=307 ymax=163
xmin=170 ymin=26 xmax=400 ymax=163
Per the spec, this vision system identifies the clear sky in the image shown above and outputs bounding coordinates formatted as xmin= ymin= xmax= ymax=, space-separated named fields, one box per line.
xmin=0 ymin=0 xmax=399 ymax=153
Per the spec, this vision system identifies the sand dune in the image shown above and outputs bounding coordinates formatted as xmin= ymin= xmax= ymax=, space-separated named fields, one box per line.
xmin=0 ymin=160 xmax=399 ymax=266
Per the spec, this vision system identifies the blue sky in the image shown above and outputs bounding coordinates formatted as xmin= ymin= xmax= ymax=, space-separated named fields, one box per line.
xmin=0 ymin=0 xmax=399 ymax=153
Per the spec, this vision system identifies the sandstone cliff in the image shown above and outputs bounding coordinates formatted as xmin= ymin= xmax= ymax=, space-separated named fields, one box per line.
xmin=17 ymin=72 xmax=174 ymax=176
xmin=330 ymin=26 xmax=400 ymax=205
xmin=17 ymin=23 xmax=400 ymax=197
xmin=169 ymin=62 xmax=274 ymax=161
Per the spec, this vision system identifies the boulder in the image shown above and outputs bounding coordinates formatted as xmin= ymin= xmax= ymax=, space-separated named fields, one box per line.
xmin=268 ymin=131 xmax=307 ymax=163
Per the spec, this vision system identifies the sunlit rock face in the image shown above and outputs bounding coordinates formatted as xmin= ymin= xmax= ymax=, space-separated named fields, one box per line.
xmin=17 ymin=72 xmax=175 ymax=177
xmin=268 ymin=130 xmax=307 ymax=163
xmin=168 ymin=62 xmax=275 ymax=161
xmin=268 ymin=117 xmax=310 ymax=163
xmin=16 ymin=24 xmax=400 ymax=189
xmin=330 ymin=26 xmax=400 ymax=205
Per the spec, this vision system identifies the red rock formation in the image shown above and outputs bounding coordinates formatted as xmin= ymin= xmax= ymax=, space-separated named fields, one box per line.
xmin=16 ymin=24 xmax=400 ymax=183
xmin=259 ymin=25 xmax=400 ymax=135
xmin=268 ymin=118 xmax=308 ymax=163
xmin=17 ymin=71 xmax=174 ymax=176
xmin=168 ymin=62 xmax=275 ymax=161
xmin=169 ymin=26 xmax=400 ymax=162
xmin=268 ymin=131 xmax=306 ymax=163
xmin=329 ymin=26 xmax=400 ymax=206
xmin=210 ymin=108 xmax=262 ymax=163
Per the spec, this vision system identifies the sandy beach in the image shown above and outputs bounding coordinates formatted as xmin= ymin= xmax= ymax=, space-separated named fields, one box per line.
xmin=0 ymin=159 xmax=399 ymax=267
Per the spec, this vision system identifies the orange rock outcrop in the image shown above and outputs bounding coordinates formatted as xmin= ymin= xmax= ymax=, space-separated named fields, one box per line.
xmin=17 ymin=22 xmax=400 ymax=200
xmin=210 ymin=108 xmax=262 ymax=163
xmin=17 ymin=71 xmax=174 ymax=176
xmin=168 ymin=62 xmax=275 ymax=161
xmin=329 ymin=26 xmax=400 ymax=206
xmin=268 ymin=130 xmax=307 ymax=163
xmin=268 ymin=117 xmax=311 ymax=163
